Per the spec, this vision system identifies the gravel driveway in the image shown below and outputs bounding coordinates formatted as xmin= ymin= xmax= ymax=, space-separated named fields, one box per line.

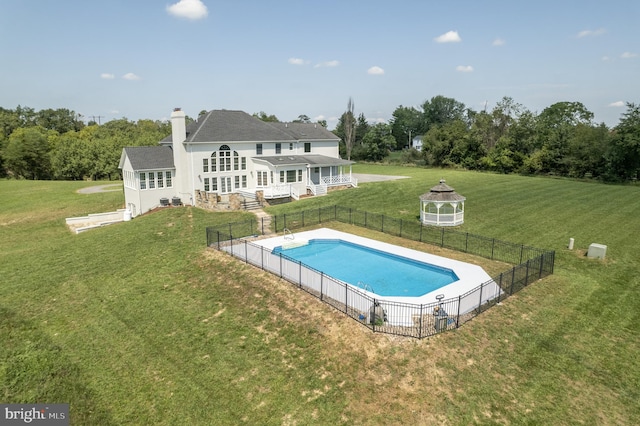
xmin=352 ymin=173 xmax=410 ymax=183
xmin=77 ymin=184 xmax=122 ymax=194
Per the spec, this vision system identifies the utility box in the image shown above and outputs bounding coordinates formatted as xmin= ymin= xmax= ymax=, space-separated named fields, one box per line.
xmin=434 ymin=306 xmax=449 ymax=333
xmin=587 ymin=243 xmax=607 ymax=259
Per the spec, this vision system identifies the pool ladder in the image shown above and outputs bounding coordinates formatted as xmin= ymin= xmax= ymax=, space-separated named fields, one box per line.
xmin=357 ymin=281 xmax=375 ymax=293
xmin=283 ymin=228 xmax=294 ymax=240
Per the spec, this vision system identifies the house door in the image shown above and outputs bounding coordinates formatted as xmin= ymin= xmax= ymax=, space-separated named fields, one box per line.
xmin=220 ymin=176 xmax=232 ymax=194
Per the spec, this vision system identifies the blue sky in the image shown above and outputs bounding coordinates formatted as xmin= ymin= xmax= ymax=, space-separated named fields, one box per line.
xmin=1 ymin=0 xmax=638 ymax=128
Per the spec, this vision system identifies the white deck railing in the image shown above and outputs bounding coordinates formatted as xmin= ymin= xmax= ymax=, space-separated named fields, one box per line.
xmin=321 ymin=175 xmax=358 ymax=187
xmin=263 ymin=184 xmax=291 ymax=199
xmin=308 ymin=184 xmax=327 ymax=196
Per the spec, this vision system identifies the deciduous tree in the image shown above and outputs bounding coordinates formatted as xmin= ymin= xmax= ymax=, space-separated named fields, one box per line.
xmin=343 ymin=98 xmax=356 ymax=160
xmin=3 ymin=126 xmax=51 ymax=179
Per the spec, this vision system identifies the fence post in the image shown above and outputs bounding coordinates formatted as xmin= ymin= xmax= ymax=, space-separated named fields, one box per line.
xmin=320 ymin=272 xmax=324 ymax=301
xmin=372 ymin=298 xmax=376 ymax=332
xmin=477 ymin=281 xmax=484 ymax=313
xmin=298 ymin=260 xmax=302 ymax=288
xmin=365 ymin=211 xmax=368 ymax=228
xmin=345 ymin=283 xmax=348 ymax=313
xmin=538 ymin=254 xmax=544 ymax=279
xmin=399 ymin=219 xmax=403 ymax=238
xmin=525 ymin=259 xmax=530 ymax=286
xmin=491 ymin=238 xmax=495 ymax=260
xmin=465 ymin=232 xmax=469 ymax=253
xmin=284 ymin=213 xmax=287 ymax=230
xmin=279 ymin=252 xmax=283 ymax=278
xmin=261 ymin=246 xmax=264 ymax=270
xmin=381 ymin=214 xmax=384 ymax=233
xmin=302 ymin=210 xmax=305 ymax=227
xmin=318 ymin=207 xmax=321 ymax=224
xmin=510 ymin=266 xmax=516 ymax=294
xmin=418 ymin=304 xmax=423 ymax=339
xmin=456 ymin=295 xmax=462 ymax=328
xmin=244 ymin=240 xmax=248 ymax=263
xmin=419 ymin=224 xmax=423 ymax=242
xmin=520 ymin=244 xmax=524 ymax=264
xmin=349 ymin=207 xmax=352 ymax=224
xmin=441 ymin=227 xmax=445 ymax=247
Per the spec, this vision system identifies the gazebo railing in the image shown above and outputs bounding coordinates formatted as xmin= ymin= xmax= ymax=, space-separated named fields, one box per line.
xmin=421 ymin=212 xmax=464 ymax=225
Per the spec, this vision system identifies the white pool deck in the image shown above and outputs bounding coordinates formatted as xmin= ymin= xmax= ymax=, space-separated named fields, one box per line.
xmin=253 ymin=228 xmax=501 ymax=321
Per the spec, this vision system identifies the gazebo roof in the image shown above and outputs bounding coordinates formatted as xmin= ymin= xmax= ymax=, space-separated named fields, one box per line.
xmin=419 ymin=179 xmax=466 ymax=202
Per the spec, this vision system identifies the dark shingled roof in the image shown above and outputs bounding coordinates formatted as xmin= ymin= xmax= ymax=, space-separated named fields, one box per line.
xmin=122 ymin=146 xmax=174 ymax=170
xmin=161 ymin=110 xmax=339 ymax=143
xmin=419 ymin=179 xmax=466 ymax=202
xmin=253 ymin=154 xmax=354 ymax=167
xmin=266 ymin=122 xmax=339 ymax=141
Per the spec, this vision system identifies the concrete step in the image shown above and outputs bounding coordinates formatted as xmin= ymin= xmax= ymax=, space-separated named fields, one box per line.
xmin=242 ymin=200 xmax=262 ymax=210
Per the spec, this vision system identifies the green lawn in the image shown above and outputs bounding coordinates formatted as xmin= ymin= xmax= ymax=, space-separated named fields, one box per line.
xmin=1 ymin=169 xmax=639 ymax=425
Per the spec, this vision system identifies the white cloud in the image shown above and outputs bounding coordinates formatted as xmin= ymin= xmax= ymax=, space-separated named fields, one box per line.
xmin=100 ymin=73 xmax=115 ymax=79
xmin=492 ymin=38 xmax=505 ymax=46
xmin=314 ymin=115 xmax=325 ymax=122
xmin=434 ymin=30 xmax=461 ymax=43
xmin=167 ymin=0 xmax=208 ymax=20
xmin=601 ymin=55 xmax=610 ymax=61
xmin=621 ymin=52 xmax=638 ymax=59
xmin=367 ymin=66 xmax=385 ymax=75
xmin=288 ymin=57 xmax=308 ymax=65
xmin=608 ymin=101 xmax=625 ymax=107
xmin=577 ymin=28 xmax=606 ymax=38
xmin=456 ymin=65 xmax=474 ymax=72
xmin=122 ymin=73 xmax=141 ymax=80
xmin=314 ymin=60 xmax=340 ymax=68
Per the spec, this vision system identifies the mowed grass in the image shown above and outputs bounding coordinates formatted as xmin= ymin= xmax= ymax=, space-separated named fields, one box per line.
xmin=1 ymin=169 xmax=639 ymax=425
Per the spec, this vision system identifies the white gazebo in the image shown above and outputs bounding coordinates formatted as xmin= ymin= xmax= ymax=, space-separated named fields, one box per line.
xmin=419 ymin=179 xmax=465 ymax=226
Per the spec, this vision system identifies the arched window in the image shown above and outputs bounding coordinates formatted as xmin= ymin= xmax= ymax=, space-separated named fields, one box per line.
xmin=219 ymin=145 xmax=231 ymax=171
xmin=211 ymin=151 xmax=217 ymax=172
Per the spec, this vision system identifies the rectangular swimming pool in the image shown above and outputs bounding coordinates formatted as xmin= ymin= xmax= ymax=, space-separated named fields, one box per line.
xmin=273 ymin=239 xmax=459 ymax=297
xmin=245 ymin=228 xmax=500 ymax=326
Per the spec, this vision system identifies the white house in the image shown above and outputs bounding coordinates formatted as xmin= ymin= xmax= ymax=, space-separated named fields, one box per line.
xmin=412 ymin=135 xmax=423 ymax=151
xmin=118 ymin=108 xmax=356 ymax=217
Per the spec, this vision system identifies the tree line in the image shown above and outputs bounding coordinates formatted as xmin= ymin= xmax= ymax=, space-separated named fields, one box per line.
xmin=1 ymin=98 xmax=639 ymax=183
xmin=332 ymin=96 xmax=640 ymax=183
xmin=0 ymin=106 xmax=171 ymax=180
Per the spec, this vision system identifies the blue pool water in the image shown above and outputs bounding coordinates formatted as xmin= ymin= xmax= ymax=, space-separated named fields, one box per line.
xmin=273 ymin=239 xmax=459 ymax=297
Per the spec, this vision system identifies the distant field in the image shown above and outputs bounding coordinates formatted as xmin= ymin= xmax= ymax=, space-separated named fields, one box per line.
xmin=1 ymin=167 xmax=639 ymax=425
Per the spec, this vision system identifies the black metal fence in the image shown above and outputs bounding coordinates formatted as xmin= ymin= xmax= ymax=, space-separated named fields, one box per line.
xmin=206 ymin=205 xmax=555 ymax=339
